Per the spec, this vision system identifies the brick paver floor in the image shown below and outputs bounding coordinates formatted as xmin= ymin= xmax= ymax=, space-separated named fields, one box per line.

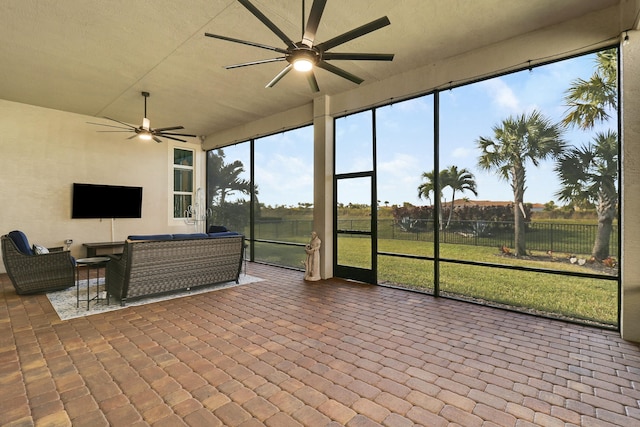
xmin=1 ymin=263 xmax=639 ymax=426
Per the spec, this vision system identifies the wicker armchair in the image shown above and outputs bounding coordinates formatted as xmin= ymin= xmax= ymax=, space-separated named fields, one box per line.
xmin=1 ymin=231 xmax=75 ymax=295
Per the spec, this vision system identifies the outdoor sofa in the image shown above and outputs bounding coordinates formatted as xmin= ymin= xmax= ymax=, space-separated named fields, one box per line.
xmin=105 ymin=231 xmax=244 ymax=305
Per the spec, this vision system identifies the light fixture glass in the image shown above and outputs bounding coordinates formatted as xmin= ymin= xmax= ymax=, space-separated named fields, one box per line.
xmin=293 ymin=58 xmax=313 ymax=72
xmin=139 ymin=131 xmax=152 ymax=140
xmin=139 ymin=117 xmax=152 ymax=140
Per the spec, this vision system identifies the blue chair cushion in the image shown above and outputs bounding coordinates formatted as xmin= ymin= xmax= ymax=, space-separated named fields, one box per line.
xmin=8 ymin=230 xmax=33 ymax=255
xmin=127 ymin=234 xmax=173 ymax=241
xmin=208 ymin=231 xmax=240 ymax=238
xmin=172 ymin=233 xmax=208 ymax=240
xmin=208 ymin=225 xmax=228 ymax=233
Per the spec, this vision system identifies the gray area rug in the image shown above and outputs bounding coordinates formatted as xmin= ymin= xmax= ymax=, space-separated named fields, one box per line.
xmin=47 ymin=275 xmax=263 ymax=321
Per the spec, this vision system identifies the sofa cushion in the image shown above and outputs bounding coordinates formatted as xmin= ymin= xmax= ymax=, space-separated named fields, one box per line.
xmin=8 ymin=230 xmax=33 ymax=255
xmin=127 ymin=234 xmax=173 ymax=241
xmin=172 ymin=233 xmax=208 ymax=240
xmin=208 ymin=231 xmax=240 ymax=238
xmin=208 ymin=225 xmax=228 ymax=233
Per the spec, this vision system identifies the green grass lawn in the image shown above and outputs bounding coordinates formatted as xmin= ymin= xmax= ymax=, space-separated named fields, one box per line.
xmin=377 ymin=239 xmax=617 ymax=326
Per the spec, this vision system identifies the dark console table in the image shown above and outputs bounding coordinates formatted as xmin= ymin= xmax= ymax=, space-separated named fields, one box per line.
xmin=83 ymin=241 xmax=125 ymax=257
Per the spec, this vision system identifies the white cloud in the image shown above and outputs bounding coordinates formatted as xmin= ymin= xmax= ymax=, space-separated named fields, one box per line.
xmin=378 ymin=153 xmax=418 ymax=175
xmin=480 ymin=78 xmax=521 ymax=112
xmin=255 ymin=153 xmax=313 ymax=205
xmin=451 ymin=147 xmax=472 ymax=159
xmin=377 ymin=153 xmax=424 ymax=204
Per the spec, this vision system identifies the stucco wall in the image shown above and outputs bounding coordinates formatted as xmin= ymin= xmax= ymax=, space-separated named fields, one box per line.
xmin=0 ymin=99 xmax=201 ymax=271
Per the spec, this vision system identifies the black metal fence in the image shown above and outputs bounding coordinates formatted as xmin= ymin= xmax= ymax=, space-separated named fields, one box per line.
xmin=378 ymin=219 xmax=618 ymax=257
xmin=259 ymin=218 xmax=619 ymax=258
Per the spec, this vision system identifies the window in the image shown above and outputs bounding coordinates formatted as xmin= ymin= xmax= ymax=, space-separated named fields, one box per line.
xmin=253 ymin=125 xmax=314 ymax=268
xmin=376 ymin=95 xmax=435 ymax=290
xmin=206 ymin=145 xmax=251 ymax=234
xmin=206 ymin=125 xmax=314 ymax=268
xmin=173 ymin=148 xmax=194 ymax=219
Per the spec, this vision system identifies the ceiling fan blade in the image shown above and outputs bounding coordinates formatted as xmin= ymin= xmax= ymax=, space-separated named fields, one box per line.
xmin=87 ymin=121 xmax=133 ymax=131
xmin=266 ymin=64 xmax=293 ymax=88
xmin=225 ymin=57 xmax=287 ymax=69
xmin=158 ymin=132 xmax=197 ymax=138
xmin=102 ymin=117 xmax=137 ymax=129
xmin=157 ymin=135 xmax=187 ymax=143
xmin=237 ymin=0 xmax=297 ymax=50
xmin=322 ymin=52 xmax=395 ymax=61
xmin=302 ymin=0 xmax=327 ymax=47
xmin=315 ymin=16 xmax=391 ymax=52
xmin=153 ymin=136 xmax=163 ymax=143
xmin=307 ymin=71 xmax=320 ymax=93
xmin=127 ymin=134 xmax=138 ymax=140
xmin=153 ymin=125 xmax=184 ymax=132
xmin=316 ymin=61 xmax=364 ymax=84
xmin=96 ymin=130 xmax=136 ymax=133
xmin=204 ymin=33 xmax=288 ymax=54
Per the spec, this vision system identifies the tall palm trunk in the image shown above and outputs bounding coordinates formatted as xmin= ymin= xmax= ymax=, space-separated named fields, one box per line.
xmin=446 ymin=189 xmax=456 ymax=229
xmin=512 ymin=163 xmax=527 ymax=256
xmin=592 ymin=180 xmax=616 ymax=259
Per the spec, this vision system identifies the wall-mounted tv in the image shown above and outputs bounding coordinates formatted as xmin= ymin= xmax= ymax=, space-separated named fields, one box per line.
xmin=72 ymin=183 xmax=143 ymax=219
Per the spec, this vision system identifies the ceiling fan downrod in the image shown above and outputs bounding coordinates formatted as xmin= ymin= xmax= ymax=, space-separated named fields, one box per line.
xmin=140 ymin=92 xmax=151 ymax=135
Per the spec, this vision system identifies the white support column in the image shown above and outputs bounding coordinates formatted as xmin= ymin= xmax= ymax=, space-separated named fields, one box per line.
xmin=621 ymin=29 xmax=640 ymax=342
xmin=313 ymin=95 xmax=334 ymax=279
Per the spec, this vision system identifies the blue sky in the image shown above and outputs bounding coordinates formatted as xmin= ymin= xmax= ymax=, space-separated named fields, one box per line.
xmin=220 ymin=50 xmax=616 ymax=208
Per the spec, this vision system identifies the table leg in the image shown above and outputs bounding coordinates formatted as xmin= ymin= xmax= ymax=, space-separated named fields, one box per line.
xmin=86 ymin=264 xmax=91 ymax=310
xmin=105 ymin=267 xmax=109 ymax=305
xmin=76 ymin=266 xmax=79 ymax=308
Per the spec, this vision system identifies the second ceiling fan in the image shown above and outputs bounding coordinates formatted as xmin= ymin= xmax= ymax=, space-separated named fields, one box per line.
xmin=205 ymin=0 xmax=394 ymax=92
xmin=88 ymin=92 xmax=196 ymax=143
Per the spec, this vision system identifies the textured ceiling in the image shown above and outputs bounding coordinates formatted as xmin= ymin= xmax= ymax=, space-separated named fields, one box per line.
xmin=0 ymin=0 xmax=624 ymax=138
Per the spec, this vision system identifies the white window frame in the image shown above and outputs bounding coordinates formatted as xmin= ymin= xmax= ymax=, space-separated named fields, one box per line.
xmin=172 ymin=147 xmax=195 ymax=219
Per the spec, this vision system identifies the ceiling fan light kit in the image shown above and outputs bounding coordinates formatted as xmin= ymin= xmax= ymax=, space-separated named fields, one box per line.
xmin=291 ymin=49 xmax=317 ymax=71
xmin=204 ymin=0 xmax=394 ymax=92
xmin=88 ymin=91 xmax=196 ymax=143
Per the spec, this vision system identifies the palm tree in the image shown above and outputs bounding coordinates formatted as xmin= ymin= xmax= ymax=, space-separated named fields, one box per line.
xmin=442 ymin=165 xmax=478 ymax=228
xmin=207 ymin=149 xmax=253 ymax=229
xmin=207 ymin=149 xmax=251 ymax=205
xmin=560 ymin=48 xmax=618 ymax=260
xmin=418 ymin=166 xmax=478 ymax=229
xmin=418 ymin=169 xmax=442 ymax=229
xmin=477 ymin=110 xmax=566 ymax=256
xmin=555 ymin=131 xmax=618 ymax=260
xmin=562 ymin=49 xmax=617 ymax=130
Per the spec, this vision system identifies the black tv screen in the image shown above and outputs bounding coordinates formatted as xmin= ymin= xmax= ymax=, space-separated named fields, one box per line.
xmin=72 ymin=183 xmax=143 ymax=219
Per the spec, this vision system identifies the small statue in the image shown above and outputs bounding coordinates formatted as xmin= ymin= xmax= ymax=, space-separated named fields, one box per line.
xmin=304 ymin=231 xmax=321 ymax=281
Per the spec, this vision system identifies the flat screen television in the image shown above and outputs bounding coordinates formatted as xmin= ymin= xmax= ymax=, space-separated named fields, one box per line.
xmin=72 ymin=183 xmax=143 ymax=219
